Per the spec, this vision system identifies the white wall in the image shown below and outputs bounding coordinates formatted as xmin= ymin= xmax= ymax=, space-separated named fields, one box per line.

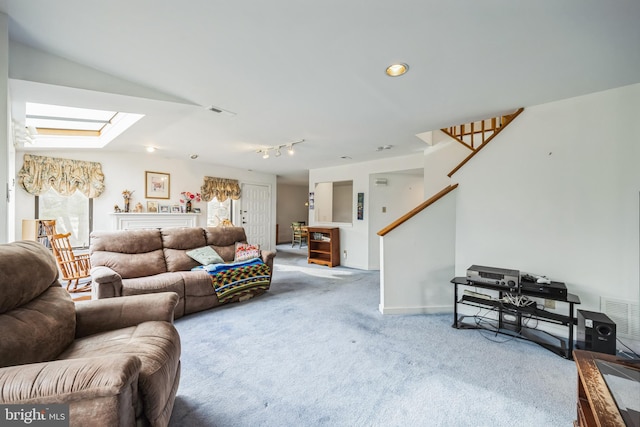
xmin=380 ymin=189 xmax=456 ymax=314
xmin=14 ymin=150 xmax=278 ymax=249
xmin=313 ymin=182 xmax=333 ymax=223
xmin=0 ymin=14 xmax=9 ymax=243
xmin=309 ymin=153 xmax=424 ymax=270
xmin=423 ymin=134 xmax=470 ymax=198
xmin=332 ymin=182 xmax=352 ymax=223
xmin=368 ymin=171 xmax=424 ymax=269
xmin=454 ymin=83 xmax=640 ymax=311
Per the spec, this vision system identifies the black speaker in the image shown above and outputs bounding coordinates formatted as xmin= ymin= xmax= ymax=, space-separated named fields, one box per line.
xmin=577 ymin=310 xmax=616 ymax=355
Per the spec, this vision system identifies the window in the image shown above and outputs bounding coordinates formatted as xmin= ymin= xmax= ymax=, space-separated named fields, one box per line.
xmin=21 ymin=102 xmax=144 ymax=149
xmin=37 ymin=189 xmax=92 ymax=248
xmin=207 ymin=197 xmax=233 ymax=226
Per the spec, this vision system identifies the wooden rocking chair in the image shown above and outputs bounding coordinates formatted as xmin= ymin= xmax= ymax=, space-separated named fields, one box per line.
xmin=49 ymin=232 xmax=92 ymax=293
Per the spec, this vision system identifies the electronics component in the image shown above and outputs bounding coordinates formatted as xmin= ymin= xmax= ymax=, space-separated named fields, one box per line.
xmin=466 ymin=265 xmax=519 ymax=289
xmin=577 ymin=310 xmax=616 ymax=355
xmin=520 ymin=280 xmax=567 ymax=298
xmin=463 ymin=290 xmax=492 ymax=300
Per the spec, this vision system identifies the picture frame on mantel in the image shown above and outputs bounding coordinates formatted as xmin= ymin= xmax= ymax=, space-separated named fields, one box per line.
xmin=145 ymin=171 xmax=170 ymax=199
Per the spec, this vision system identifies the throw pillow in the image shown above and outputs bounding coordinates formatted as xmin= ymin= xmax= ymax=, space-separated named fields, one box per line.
xmin=234 ymin=242 xmax=261 ymax=262
xmin=186 ymin=246 xmax=224 ymax=265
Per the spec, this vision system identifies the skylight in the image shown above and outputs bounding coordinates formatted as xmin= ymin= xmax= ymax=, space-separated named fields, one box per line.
xmin=22 ymin=102 xmax=144 ymax=148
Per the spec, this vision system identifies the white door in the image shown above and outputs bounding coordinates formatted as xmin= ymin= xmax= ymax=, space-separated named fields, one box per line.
xmin=240 ymin=183 xmax=272 ymax=251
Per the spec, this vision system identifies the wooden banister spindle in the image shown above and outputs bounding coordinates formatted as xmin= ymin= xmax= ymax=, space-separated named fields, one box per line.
xmin=470 ymin=122 xmax=474 ymax=149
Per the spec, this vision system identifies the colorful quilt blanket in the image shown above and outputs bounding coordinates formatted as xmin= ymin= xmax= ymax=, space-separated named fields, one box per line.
xmin=194 ymin=258 xmax=271 ymax=303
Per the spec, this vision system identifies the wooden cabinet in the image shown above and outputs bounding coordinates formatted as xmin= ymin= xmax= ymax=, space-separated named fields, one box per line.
xmin=22 ymin=219 xmax=55 ymax=249
xmin=307 ymin=226 xmax=340 ymax=267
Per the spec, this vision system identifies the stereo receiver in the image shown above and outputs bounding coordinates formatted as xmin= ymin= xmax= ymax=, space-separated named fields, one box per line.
xmin=466 ymin=265 xmax=520 ymax=289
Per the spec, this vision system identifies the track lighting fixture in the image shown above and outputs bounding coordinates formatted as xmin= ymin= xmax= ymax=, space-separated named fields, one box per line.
xmin=256 ymin=139 xmax=305 ymax=159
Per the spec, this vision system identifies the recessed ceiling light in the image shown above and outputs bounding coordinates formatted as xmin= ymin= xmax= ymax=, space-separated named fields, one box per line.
xmin=385 ymin=63 xmax=409 ymax=77
xmin=146 ymin=146 xmax=156 ymax=153
xmin=190 ymin=154 xmax=198 ymax=159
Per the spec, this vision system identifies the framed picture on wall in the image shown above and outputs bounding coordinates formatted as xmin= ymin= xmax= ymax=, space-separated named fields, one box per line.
xmin=145 ymin=171 xmax=170 ymax=199
xmin=357 ymin=192 xmax=364 ymax=220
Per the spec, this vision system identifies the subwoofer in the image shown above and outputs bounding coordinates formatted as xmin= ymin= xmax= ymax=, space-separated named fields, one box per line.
xmin=577 ymin=309 xmax=616 ymax=355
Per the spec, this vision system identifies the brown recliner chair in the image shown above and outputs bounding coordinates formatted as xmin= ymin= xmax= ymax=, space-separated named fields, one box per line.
xmin=0 ymin=240 xmax=181 ymax=426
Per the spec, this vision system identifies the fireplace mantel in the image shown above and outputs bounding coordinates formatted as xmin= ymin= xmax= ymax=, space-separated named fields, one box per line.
xmin=110 ymin=213 xmax=200 ymax=230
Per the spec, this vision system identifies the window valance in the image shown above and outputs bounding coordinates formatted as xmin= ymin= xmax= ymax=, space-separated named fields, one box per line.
xmin=200 ymin=177 xmax=241 ymax=202
xmin=18 ymin=154 xmax=105 ymax=198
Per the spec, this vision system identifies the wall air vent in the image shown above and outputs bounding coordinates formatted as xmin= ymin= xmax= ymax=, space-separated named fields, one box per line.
xmin=601 ymin=297 xmax=640 ymax=340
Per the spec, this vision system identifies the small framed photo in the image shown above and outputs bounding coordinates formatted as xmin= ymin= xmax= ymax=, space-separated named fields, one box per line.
xmin=147 ymin=201 xmax=158 ymax=213
xmin=159 ymin=205 xmax=170 ymax=213
xmin=357 ymin=192 xmax=364 ymax=220
xmin=145 ymin=171 xmax=170 ymax=199
xmin=193 ymin=208 xmax=201 ymax=214
xmin=171 ymin=205 xmax=181 ymax=213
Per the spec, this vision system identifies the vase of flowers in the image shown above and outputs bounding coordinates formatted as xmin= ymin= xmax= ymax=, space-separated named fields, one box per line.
xmin=181 ymin=191 xmax=201 ymax=213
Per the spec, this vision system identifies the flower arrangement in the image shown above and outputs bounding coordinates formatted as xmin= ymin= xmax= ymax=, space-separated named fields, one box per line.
xmin=180 ymin=191 xmax=201 ymax=203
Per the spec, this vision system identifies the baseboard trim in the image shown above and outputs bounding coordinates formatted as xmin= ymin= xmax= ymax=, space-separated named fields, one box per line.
xmin=378 ymin=304 xmax=453 ymax=315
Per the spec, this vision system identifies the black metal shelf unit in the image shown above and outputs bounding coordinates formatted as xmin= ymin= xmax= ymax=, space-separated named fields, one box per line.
xmin=450 ymin=277 xmax=581 ymax=359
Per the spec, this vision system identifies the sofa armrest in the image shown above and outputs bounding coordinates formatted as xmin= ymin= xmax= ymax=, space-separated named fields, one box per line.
xmin=90 ymin=266 xmax=123 ymax=299
xmin=261 ymin=250 xmax=276 ymax=271
xmin=75 ymin=292 xmax=179 ymax=338
xmin=0 ymin=355 xmax=141 ymax=403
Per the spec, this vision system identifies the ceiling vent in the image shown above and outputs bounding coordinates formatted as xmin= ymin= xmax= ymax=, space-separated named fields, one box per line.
xmin=206 ymin=105 xmax=236 ymax=117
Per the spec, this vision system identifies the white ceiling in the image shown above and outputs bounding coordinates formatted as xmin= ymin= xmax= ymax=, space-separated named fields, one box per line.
xmin=1 ymin=0 xmax=639 ymax=184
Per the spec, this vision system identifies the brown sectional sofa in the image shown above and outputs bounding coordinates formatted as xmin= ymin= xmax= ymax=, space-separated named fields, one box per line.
xmin=90 ymin=226 xmax=276 ymax=318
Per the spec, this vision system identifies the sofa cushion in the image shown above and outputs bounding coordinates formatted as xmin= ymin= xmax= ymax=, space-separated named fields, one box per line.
xmin=92 ymin=250 xmax=167 ymax=279
xmin=58 ymin=321 xmax=181 ymax=426
xmin=205 ymin=227 xmax=247 ymax=262
xmin=121 ymin=273 xmax=185 ymax=298
xmin=91 ymin=230 xmax=167 ymax=278
xmin=161 ymin=228 xmax=207 ymax=272
xmin=0 ymin=286 xmax=76 ymax=367
xmin=0 ymin=240 xmax=59 ymax=313
xmin=186 ymin=246 xmax=224 ymax=265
